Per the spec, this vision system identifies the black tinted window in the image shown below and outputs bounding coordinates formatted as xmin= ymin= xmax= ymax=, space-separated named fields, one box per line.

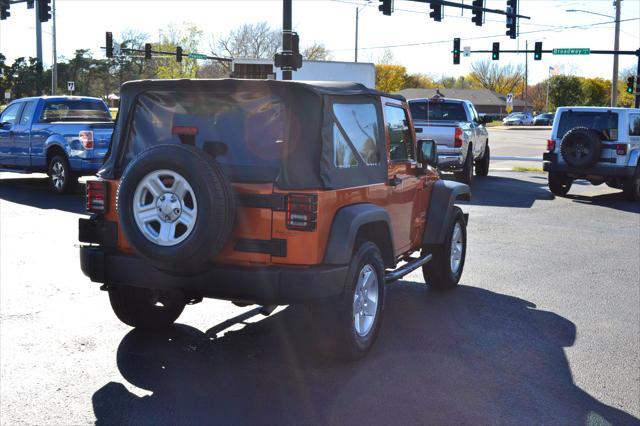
xmin=41 ymin=100 xmax=111 ymax=122
xmin=409 ymin=101 xmax=466 ymax=121
xmin=557 ymin=111 xmax=619 ymax=141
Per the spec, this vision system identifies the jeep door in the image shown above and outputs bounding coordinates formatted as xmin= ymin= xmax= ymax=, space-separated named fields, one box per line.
xmin=382 ymin=100 xmax=423 ymax=253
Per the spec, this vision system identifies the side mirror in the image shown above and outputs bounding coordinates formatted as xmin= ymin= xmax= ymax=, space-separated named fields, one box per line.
xmin=417 ymin=139 xmax=438 ymax=168
xmin=0 ymin=121 xmax=11 ymax=130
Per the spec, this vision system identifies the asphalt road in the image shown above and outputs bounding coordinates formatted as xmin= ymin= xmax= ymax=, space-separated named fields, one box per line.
xmin=488 ymin=127 xmax=550 ymax=170
xmin=1 ymin=172 xmax=639 ymax=425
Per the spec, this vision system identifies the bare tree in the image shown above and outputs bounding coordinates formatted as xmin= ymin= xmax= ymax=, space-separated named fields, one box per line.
xmin=468 ymin=60 xmax=525 ymax=95
xmin=303 ymin=43 xmax=331 ymax=61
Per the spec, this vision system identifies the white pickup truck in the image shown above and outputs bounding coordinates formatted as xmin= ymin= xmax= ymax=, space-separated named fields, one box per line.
xmin=408 ymin=97 xmax=490 ymax=184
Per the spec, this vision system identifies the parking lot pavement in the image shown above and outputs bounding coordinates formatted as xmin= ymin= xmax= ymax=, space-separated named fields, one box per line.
xmin=1 ymin=172 xmax=639 ymax=425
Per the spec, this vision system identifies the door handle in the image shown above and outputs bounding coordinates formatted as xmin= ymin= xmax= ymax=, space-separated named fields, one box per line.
xmin=388 ymin=176 xmax=401 ymax=187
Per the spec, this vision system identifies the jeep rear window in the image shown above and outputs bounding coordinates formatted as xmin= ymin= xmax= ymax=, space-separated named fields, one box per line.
xmin=122 ymin=90 xmax=286 ymax=182
xmin=409 ymin=100 xmax=466 ymax=121
xmin=557 ymin=111 xmax=619 ymax=141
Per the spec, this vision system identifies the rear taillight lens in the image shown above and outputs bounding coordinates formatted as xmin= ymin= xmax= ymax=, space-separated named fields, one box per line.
xmin=79 ymin=130 xmax=94 ymax=149
xmin=454 ymin=127 xmax=463 ymax=148
xmin=547 ymin=139 xmax=556 ymax=151
xmin=616 ymin=144 xmax=628 ymax=155
xmin=86 ymin=180 xmax=108 ymax=214
xmin=286 ymin=193 xmax=318 ymax=231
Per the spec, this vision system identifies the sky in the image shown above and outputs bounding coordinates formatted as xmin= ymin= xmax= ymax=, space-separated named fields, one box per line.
xmin=0 ymin=0 xmax=638 ymax=85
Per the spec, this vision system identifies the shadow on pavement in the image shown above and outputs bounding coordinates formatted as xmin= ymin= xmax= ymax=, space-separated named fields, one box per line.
xmin=92 ymin=284 xmax=639 ymax=425
xmin=0 ymin=176 xmax=85 ymax=214
xmin=568 ymin=192 xmax=640 ymax=214
xmin=457 ymin=174 xmax=553 ymax=208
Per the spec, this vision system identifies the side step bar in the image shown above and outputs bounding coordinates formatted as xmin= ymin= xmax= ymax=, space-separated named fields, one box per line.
xmin=385 ymin=253 xmax=433 ymax=283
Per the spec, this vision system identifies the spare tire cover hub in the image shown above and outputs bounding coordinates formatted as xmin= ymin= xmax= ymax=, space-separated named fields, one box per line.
xmin=133 ymin=169 xmax=198 ymax=247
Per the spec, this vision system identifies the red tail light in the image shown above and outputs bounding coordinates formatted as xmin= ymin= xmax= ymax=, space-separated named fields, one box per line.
xmin=286 ymin=193 xmax=318 ymax=231
xmin=547 ymin=139 xmax=556 ymax=151
xmin=79 ymin=130 xmax=94 ymax=149
xmin=86 ymin=180 xmax=108 ymax=214
xmin=616 ymin=144 xmax=628 ymax=155
xmin=454 ymin=127 xmax=463 ymax=148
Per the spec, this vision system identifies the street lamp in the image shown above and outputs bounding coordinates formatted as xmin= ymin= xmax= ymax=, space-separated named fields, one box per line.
xmin=566 ymin=3 xmax=621 ymax=107
xmin=355 ymin=0 xmax=372 ymax=62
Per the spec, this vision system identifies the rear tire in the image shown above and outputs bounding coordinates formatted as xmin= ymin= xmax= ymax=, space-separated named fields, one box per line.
xmin=474 ymin=144 xmax=490 ymax=177
xmin=108 ymin=285 xmax=186 ymax=329
xmin=623 ymin=165 xmax=640 ymax=201
xmin=548 ymin=172 xmax=572 ymax=197
xmin=48 ymin=155 xmax=77 ymax=194
xmin=311 ymin=241 xmax=385 ymax=361
xmin=455 ymin=148 xmax=473 ymax=185
xmin=422 ymin=207 xmax=466 ymax=291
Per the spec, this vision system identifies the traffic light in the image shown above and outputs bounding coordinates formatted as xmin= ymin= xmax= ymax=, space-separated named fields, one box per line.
xmin=492 ymin=42 xmax=500 ymax=60
xmin=430 ymin=0 xmax=442 ymax=22
xmin=534 ymin=42 xmax=542 ymax=60
xmin=378 ymin=0 xmax=393 ymax=16
xmin=105 ymin=32 xmax=113 ymax=58
xmin=0 ymin=0 xmax=10 ymax=20
xmin=453 ymin=38 xmax=461 ymax=65
xmin=145 ymin=43 xmax=152 ymax=60
xmin=176 ymin=46 xmax=183 ymax=63
xmin=628 ymin=77 xmax=636 ymax=94
xmin=505 ymin=0 xmax=517 ymax=39
xmin=471 ymin=0 xmax=484 ymax=26
xmin=38 ymin=0 xmax=51 ymax=22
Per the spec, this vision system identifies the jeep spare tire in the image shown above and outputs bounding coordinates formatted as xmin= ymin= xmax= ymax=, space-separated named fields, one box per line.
xmin=117 ymin=144 xmax=235 ymax=275
xmin=560 ymin=127 xmax=602 ymax=169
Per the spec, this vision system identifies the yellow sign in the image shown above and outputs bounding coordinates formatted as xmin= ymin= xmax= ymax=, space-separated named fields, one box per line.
xmin=506 ymin=104 xmax=513 ymax=113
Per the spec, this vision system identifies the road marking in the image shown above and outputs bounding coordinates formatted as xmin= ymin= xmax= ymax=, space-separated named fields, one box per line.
xmin=492 ymin=156 xmax=542 ymax=161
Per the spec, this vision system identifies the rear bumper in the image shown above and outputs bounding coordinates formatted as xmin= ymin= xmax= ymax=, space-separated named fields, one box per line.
xmin=543 ymin=152 xmax=635 ymax=178
xmin=437 ymin=152 xmax=464 ymax=170
xmin=80 ymin=246 xmax=348 ymax=305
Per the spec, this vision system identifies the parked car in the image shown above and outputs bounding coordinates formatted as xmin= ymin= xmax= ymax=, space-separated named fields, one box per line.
xmin=533 ymin=113 xmax=554 ymax=126
xmin=408 ymin=96 xmax=490 ymax=184
xmin=503 ymin=112 xmax=533 ymax=126
xmin=0 ymin=96 xmax=114 ymax=193
xmin=79 ymin=79 xmax=471 ymax=361
xmin=543 ymin=106 xmax=640 ymax=200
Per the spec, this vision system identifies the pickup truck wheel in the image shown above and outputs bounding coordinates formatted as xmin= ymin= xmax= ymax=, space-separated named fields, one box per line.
xmin=548 ymin=172 xmax=573 ymax=197
xmin=117 ymin=144 xmax=235 ymax=275
xmin=455 ymin=148 xmax=473 ymax=185
xmin=474 ymin=144 xmax=490 ymax=177
xmin=311 ymin=241 xmax=385 ymax=361
xmin=48 ymin=155 xmax=77 ymax=194
xmin=623 ymin=165 xmax=640 ymax=201
xmin=422 ymin=207 xmax=466 ymax=290
xmin=108 ymin=285 xmax=185 ymax=329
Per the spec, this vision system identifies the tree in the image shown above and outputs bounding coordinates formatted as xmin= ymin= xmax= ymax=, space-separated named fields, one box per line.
xmin=303 ymin=43 xmax=331 ymax=61
xmin=468 ymin=60 xmax=525 ymax=95
xmin=548 ymin=75 xmax=583 ymax=109
xmin=375 ymin=64 xmax=406 ymax=92
xmin=580 ymin=77 xmax=610 ymax=107
xmin=403 ymin=73 xmax=436 ymax=89
xmin=154 ymin=23 xmax=203 ymax=79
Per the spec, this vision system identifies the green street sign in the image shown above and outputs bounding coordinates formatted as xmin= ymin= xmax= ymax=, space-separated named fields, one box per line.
xmin=188 ymin=53 xmax=208 ymax=60
xmin=552 ymin=48 xmax=590 ymax=55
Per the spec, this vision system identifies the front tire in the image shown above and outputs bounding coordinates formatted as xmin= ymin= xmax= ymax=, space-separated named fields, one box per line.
xmin=623 ymin=165 xmax=640 ymax=201
xmin=422 ymin=207 xmax=467 ymax=290
xmin=48 ymin=155 xmax=77 ymax=194
xmin=311 ymin=241 xmax=386 ymax=361
xmin=475 ymin=144 xmax=490 ymax=177
xmin=548 ymin=172 xmax=573 ymax=197
xmin=108 ymin=285 xmax=186 ymax=329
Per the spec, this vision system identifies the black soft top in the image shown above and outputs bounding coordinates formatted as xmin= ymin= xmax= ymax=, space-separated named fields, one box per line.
xmin=101 ymin=79 xmax=402 ymax=189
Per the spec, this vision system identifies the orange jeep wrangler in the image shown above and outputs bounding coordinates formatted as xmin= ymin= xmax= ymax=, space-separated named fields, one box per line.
xmin=79 ymin=79 xmax=470 ymax=360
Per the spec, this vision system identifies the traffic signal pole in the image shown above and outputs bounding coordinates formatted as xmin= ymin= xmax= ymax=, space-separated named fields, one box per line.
xmin=636 ymin=49 xmax=640 ymax=108
xmin=35 ymin=0 xmax=42 ymax=93
xmin=282 ymin=0 xmax=292 ymax=81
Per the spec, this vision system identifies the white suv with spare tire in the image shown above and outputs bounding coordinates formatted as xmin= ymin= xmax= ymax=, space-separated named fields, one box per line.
xmin=543 ymin=106 xmax=640 ymax=201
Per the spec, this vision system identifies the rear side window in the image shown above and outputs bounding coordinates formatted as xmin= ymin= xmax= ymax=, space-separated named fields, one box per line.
xmin=557 ymin=111 xmax=619 ymax=141
xmin=332 ymin=103 xmax=381 ymax=168
xmin=629 ymin=114 xmax=640 ymax=137
xmin=384 ymin=104 xmax=414 ymax=161
xmin=41 ymin=100 xmax=111 ymax=122
xmin=19 ymin=101 xmax=37 ymax=125
xmin=409 ymin=100 xmax=466 ymax=121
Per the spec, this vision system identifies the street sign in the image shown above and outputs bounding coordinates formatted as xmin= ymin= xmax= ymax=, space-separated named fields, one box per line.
xmin=67 ymin=81 xmax=75 ymax=93
xmin=4 ymin=90 xmax=10 ymax=100
xmin=506 ymin=93 xmax=513 ymax=113
xmin=463 ymin=46 xmax=471 ymax=57
xmin=188 ymin=53 xmax=208 ymax=60
xmin=552 ymin=48 xmax=590 ymax=55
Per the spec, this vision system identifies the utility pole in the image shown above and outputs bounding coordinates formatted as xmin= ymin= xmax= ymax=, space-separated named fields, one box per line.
xmin=282 ymin=0 xmax=292 ymax=81
xmin=611 ymin=0 xmax=621 ymax=107
xmin=51 ymin=0 xmax=57 ymax=95
xmin=355 ymin=7 xmax=359 ymax=62
xmin=524 ymin=40 xmax=528 ymax=112
xmin=35 ymin=0 xmax=43 ymax=94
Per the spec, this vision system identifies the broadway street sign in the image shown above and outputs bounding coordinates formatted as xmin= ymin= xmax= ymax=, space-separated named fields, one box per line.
xmin=188 ymin=53 xmax=208 ymax=60
xmin=552 ymin=48 xmax=591 ymax=55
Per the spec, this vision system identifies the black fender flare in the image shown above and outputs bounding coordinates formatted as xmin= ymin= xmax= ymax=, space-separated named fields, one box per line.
xmin=423 ymin=180 xmax=471 ymax=245
xmin=323 ymin=203 xmax=395 ymax=268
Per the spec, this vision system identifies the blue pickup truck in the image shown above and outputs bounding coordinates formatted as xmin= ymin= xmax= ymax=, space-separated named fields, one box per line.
xmin=0 ymin=96 xmax=114 ymax=193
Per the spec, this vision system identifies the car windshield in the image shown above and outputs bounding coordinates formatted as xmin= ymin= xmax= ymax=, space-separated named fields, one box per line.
xmin=41 ymin=100 xmax=111 ymax=122
xmin=557 ymin=111 xmax=619 ymax=141
xmin=409 ymin=101 xmax=467 ymax=121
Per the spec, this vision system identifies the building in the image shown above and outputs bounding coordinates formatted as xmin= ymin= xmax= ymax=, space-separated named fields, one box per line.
xmin=396 ymin=88 xmax=527 ymax=118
